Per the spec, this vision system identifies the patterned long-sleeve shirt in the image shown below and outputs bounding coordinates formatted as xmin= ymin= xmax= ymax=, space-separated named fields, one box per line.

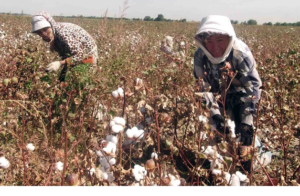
xmin=37 ymin=11 xmax=98 ymax=65
xmin=194 ymin=38 xmax=262 ymax=104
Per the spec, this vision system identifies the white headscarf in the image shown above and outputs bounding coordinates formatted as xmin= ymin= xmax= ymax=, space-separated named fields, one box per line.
xmin=31 ymin=15 xmax=51 ymax=33
xmin=195 ymin=15 xmax=236 ymax=64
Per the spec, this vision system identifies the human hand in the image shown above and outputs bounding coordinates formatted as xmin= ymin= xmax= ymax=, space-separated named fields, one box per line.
xmin=45 ymin=61 xmax=61 ymax=72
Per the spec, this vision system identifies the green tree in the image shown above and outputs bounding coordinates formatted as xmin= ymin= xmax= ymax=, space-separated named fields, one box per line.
xmin=144 ymin=16 xmax=153 ymax=21
xmin=154 ymin=14 xmax=165 ymax=21
xmin=247 ymin=19 xmax=257 ymax=25
xmin=263 ymin=22 xmax=273 ymax=26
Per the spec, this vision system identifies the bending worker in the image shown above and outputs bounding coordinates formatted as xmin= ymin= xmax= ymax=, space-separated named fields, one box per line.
xmin=31 ymin=11 xmax=98 ymax=81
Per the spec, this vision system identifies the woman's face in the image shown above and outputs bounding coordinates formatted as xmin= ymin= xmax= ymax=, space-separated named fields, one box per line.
xmin=36 ymin=27 xmax=53 ymax=42
xmin=204 ymin=34 xmax=230 ymax=58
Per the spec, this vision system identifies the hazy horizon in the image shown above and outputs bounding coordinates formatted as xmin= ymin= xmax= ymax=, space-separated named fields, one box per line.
xmin=1 ymin=0 xmax=299 ymax=24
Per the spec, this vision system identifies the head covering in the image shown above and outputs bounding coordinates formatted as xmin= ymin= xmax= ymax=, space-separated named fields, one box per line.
xmin=195 ymin=15 xmax=236 ymax=64
xmin=31 ymin=15 xmax=51 ymax=33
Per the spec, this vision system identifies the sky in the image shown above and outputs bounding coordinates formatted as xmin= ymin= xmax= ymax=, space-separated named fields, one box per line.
xmin=1 ymin=0 xmax=300 ymax=24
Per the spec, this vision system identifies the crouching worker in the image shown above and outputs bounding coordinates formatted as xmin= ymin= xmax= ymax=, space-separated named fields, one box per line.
xmin=31 ymin=11 xmax=98 ymax=82
xmin=193 ymin=15 xmax=262 ymax=170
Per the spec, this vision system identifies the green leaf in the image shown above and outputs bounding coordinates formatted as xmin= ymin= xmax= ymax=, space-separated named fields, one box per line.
xmin=198 ymin=153 xmax=207 ymax=159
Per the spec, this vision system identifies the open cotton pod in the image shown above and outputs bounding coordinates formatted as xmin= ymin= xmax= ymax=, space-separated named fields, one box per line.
xmin=55 ymin=161 xmax=63 ymax=171
xmin=134 ymin=78 xmax=144 ymax=91
xmin=110 ymin=117 xmax=126 ymax=133
xmin=0 ymin=156 xmax=10 ymax=169
xmin=132 ymin=164 xmax=147 ymax=181
xmin=230 ymin=174 xmax=240 ymax=186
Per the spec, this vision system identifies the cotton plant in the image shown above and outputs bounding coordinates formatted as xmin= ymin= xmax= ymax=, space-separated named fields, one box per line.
xmin=0 ymin=156 xmax=10 ymax=169
xmin=110 ymin=117 xmax=126 ymax=134
xmin=26 ymin=143 xmax=35 ymax=151
xmin=125 ymin=127 xmax=144 ymax=140
xmin=132 ymin=164 xmax=147 ymax=182
xmin=112 ymin=87 xmax=124 ymax=99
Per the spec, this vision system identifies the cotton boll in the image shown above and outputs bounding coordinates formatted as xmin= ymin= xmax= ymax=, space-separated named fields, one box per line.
xmin=170 ymin=179 xmax=181 ymax=186
xmin=133 ymin=129 xmax=144 ymax=139
xmin=199 ymin=115 xmax=207 ymax=123
xmin=111 ymin=124 xmax=124 ymax=133
xmin=227 ymin=119 xmax=236 ymax=138
xmin=212 ymin=169 xmax=222 ymax=176
xmin=204 ymin=146 xmax=214 ymax=156
xmin=26 ymin=143 xmax=35 ymax=151
xmin=109 ymin=158 xmax=116 ymax=165
xmin=112 ymin=90 xmax=119 ymax=98
xmin=113 ymin=117 xmax=126 ymax=126
xmin=225 ymin=172 xmax=231 ymax=183
xmin=230 ymin=174 xmax=240 ymax=186
xmin=89 ymin=168 xmax=95 ymax=176
xmin=151 ymin=152 xmax=158 ymax=160
xmin=117 ymin=87 xmax=124 ymax=97
xmin=135 ymin=78 xmax=143 ymax=87
xmin=132 ymin=165 xmax=147 ymax=181
xmin=109 ymin=120 xmax=116 ymax=127
xmin=0 ymin=156 xmax=10 ymax=169
xmin=168 ymin=174 xmax=181 ymax=186
xmin=200 ymin=132 xmax=208 ymax=140
xmin=102 ymin=172 xmax=108 ymax=180
xmin=55 ymin=161 xmax=63 ymax=171
xmin=235 ymin=171 xmax=247 ymax=182
xmin=126 ymin=128 xmax=134 ymax=139
xmin=106 ymin=135 xmax=118 ymax=145
xmin=103 ymin=142 xmax=116 ymax=154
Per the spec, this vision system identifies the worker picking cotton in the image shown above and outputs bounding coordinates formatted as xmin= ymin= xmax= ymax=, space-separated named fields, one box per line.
xmin=31 ymin=11 xmax=98 ymax=81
